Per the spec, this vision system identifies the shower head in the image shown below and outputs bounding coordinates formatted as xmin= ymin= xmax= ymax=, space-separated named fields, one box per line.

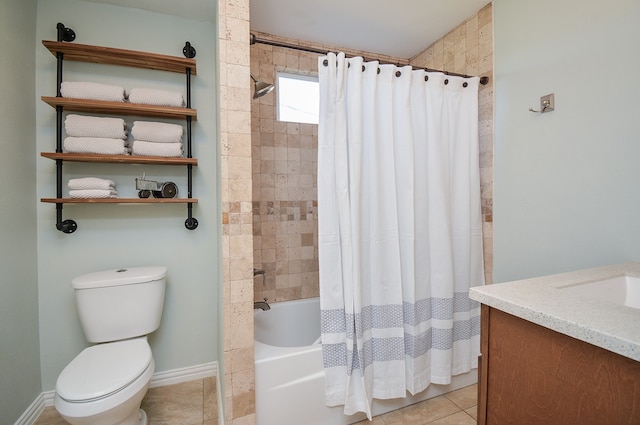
xmin=251 ymin=73 xmax=274 ymax=99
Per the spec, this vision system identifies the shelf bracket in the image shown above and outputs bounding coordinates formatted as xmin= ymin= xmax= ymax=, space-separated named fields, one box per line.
xmin=185 ymin=214 xmax=199 ymax=230
xmin=56 ymin=22 xmax=76 ymax=43
xmin=55 ymin=204 xmax=77 ymax=234
xmin=183 ymin=41 xmax=196 ymax=58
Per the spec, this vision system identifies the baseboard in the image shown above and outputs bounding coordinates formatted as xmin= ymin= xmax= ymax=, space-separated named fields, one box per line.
xmin=35 ymin=361 xmax=218 ymax=413
xmin=13 ymin=394 xmax=45 ymax=425
xmin=148 ymin=361 xmax=217 ymax=388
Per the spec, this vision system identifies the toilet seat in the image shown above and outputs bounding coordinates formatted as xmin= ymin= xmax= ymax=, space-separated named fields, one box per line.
xmin=56 ymin=338 xmax=152 ymax=402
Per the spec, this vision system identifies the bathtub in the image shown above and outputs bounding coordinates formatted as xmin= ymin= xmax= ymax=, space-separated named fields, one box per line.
xmin=254 ymin=297 xmax=477 ymax=425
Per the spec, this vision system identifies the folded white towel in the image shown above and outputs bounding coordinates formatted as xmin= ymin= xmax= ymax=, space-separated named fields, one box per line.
xmin=131 ymin=121 xmax=183 ymax=144
xmin=61 ymin=82 xmax=126 ymax=102
xmin=63 ymin=137 xmax=131 ymax=155
xmin=65 ymin=114 xmax=127 ymax=139
xmin=68 ymin=177 xmax=116 ymax=191
xmin=128 ymin=87 xmax=185 ymax=107
xmin=132 ymin=140 xmax=183 ymax=158
xmin=69 ymin=189 xmax=118 ymax=199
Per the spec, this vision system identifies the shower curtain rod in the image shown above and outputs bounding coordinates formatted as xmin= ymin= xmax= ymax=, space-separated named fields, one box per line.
xmin=250 ymin=33 xmax=489 ymax=85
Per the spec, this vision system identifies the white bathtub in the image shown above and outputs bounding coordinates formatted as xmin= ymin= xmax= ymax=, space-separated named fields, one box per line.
xmin=254 ymin=297 xmax=477 ymax=425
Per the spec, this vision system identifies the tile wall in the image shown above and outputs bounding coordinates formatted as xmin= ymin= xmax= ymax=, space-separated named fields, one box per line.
xmin=218 ymin=0 xmax=256 ymax=424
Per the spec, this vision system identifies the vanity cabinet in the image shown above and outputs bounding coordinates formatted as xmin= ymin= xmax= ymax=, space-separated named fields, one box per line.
xmin=477 ymin=305 xmax=640 ymax=425
xmin=41 ymin=23 xmax=199 ymax=233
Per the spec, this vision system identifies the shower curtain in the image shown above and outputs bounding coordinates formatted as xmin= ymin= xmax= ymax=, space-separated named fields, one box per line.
xmin=317 ymin=52 xmax=485 ymax=419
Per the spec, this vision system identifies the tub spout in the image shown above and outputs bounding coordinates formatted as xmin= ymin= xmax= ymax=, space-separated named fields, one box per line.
xmin=254 ymin=298 xmax=271 ymax=311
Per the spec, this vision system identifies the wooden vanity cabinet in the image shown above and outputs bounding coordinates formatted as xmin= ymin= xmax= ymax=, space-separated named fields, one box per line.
xmin=477 ymin=305 xmax=640 ymax=425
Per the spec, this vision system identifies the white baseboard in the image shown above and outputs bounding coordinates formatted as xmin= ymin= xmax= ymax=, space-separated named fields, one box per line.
xmin=13 ymin=395 xmax=45 ymax=425
xmin=20 ymin=361 xmax=218 ymax=424
xmin=148 ymin=361 xmax=217 ymax=389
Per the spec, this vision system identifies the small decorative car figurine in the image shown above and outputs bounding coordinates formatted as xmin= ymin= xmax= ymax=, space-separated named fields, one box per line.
xmin=135 ymin=174 xmax=178 ymax=198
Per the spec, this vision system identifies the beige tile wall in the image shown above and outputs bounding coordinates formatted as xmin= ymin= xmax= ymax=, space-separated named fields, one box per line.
xmin=251 ymin=37 xmax=319 ymax=304
xmin=218 ymin=0 xmax=256 ymax=424
xmin=410 ymin=3 xmax=494 ymax=284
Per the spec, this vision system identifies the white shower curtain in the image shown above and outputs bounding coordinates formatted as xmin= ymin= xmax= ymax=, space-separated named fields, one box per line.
xmin=317 ymin=52 xmax=485 ymax=419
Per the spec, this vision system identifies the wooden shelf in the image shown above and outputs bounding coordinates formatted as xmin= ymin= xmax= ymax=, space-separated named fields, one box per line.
xmin=43 ymin=40 xmax=197 ymax=75
xmin=41 ymin=198 xmax=198 ymax=204
xmin=41 ymin=96 xmax=197 ymax=121
xmin=41 ymin=152 xmax=197 ymax=166
xmin=42 ymin=31 xmax=199 ymax=232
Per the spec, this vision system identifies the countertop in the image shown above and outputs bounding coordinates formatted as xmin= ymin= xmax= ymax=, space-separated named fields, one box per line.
xmin=469 ymin=262 xmax=640 ymax=362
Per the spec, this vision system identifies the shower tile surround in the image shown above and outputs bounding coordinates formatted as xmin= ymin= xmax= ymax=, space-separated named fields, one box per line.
xmin=219 ymin=0 xmax=256 ymax=424
xmin=223 ymin=1 xmax=493 ymax=423
xmin=251 ymin=2 xmax=494 ymax=307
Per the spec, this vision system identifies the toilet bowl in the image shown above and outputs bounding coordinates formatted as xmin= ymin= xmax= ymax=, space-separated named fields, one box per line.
xmin=54 ymin=267 xmax=167 ymax=425
xmin=54 ymin=338 xmax=155 ymax=425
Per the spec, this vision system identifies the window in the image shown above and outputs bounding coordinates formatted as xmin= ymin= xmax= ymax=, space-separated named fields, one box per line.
xmin=277 ymin=72 xmax=319 ymax=124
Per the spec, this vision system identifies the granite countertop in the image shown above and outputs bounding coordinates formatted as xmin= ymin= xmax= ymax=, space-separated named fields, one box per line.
xmin=469 ymin=262 xmax=640 ymax=362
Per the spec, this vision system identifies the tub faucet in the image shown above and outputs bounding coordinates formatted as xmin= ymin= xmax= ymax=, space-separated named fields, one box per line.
xmin=254 ymin=298 xmax=271 ymax=311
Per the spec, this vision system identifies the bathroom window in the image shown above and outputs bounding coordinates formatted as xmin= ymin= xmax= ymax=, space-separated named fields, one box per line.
xmin=276 ymin=72 xmax=319 ymax=124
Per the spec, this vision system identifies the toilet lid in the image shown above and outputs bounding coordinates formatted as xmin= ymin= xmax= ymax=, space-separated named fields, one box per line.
xmin=56 ymin=338 xmax=152 ymax=402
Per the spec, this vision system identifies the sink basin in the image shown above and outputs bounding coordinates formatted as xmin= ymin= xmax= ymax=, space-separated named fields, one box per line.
xmin=560 ymin=275 xmax=640 ymax=309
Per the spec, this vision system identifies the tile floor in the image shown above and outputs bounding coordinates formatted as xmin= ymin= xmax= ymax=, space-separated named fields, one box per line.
xmin=354 ymin=384 xmax=478 ymax=425
xmin=33 ymin=381 xmax=476 ymax=425
xmin=33 ymin=377 xmax=217 ymax=425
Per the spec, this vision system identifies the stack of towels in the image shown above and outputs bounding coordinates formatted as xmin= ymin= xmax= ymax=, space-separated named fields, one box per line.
xmin=59 ymin=82 xmax=186 ymax=157
xmin=131 ymin=121 xmax=184 ymax=157
xmin=64 ymin=114 xmax=129 ymax=155
xmin=61 ymin=81 xmax=185 ymax=107
xmin=68 ymin=177 xmax=117 ymax=199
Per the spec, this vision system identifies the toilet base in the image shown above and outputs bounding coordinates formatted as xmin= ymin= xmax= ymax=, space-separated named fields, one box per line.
xmin=102 ymin=408 xmax=147 ymax=425
xmin=138 ymin=409 xmax=147 ymax=425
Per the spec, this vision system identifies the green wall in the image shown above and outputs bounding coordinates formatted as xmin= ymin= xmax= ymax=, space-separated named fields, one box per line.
xmin=493 ymin=0 xmax=640 ymax=282
xmin=1 ymin=1 xmax=221 ymax=421
xmin=0 ymin=0 xmax=41 ymax=422
xmin=34 ymin=0 xmax=220 ymax=390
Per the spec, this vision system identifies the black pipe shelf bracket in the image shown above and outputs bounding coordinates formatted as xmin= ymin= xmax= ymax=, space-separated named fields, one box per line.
xmin=184 ymin=43 xmax=198 ymax=231
xmin=55 ymin=23 xmax=78 ymax=233
xmin=45 ymin=24 xmax=200 ymax=233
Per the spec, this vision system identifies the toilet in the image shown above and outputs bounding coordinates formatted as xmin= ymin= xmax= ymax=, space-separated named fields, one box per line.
xmin=54 ymin=266 xmax=167 ymax=425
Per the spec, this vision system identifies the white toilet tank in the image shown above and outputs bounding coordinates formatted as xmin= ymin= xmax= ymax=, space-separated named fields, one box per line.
xmin=73 ymin=266 xmax=167 ymax=343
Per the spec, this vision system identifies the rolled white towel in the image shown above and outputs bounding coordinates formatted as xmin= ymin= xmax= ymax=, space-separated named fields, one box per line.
xmin=60 ymin=81 xmax=126 ymax=102
xmin=63 ymin=137 xmax=130 ymax=155
xmin=69 ymin=189 xmax=118 ymax=199
xmin=65 ymin=114 xmax=127 ymax=139
xmin=128 ymin=87 xmax=185 ymax=107
xmin=132 ymin=140 xmax=183 ymax=158
xmin=131 ymin=121 xmax=183 ymax=144
xmin=68 ymin=177 xmax=116 ymax=191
